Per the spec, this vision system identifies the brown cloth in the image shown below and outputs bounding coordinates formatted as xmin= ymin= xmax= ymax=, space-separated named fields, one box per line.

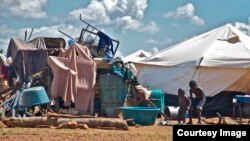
xmin=6 ymin=38 xmax=48 ymax=80
xmin=48 ymin=43 xmax=96 ymax=114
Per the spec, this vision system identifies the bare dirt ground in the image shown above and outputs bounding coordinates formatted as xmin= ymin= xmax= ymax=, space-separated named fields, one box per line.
xmin=0 ymin=117 xmax=249 ymax=141
xmin=0 ymin=125 xmax=172 ymax=141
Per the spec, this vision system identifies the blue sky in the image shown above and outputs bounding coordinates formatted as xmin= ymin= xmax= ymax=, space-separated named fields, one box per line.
xmin=0 ymin=0 xmax=250 ymax=57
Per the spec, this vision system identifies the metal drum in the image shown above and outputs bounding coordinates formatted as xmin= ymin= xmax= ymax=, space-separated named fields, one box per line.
xmin=164 ymin=106 xmax=180 ymax=119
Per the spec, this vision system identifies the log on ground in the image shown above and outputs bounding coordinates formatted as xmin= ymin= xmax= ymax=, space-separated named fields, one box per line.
xmin=3 ymin=117 xmax=128 ymax=130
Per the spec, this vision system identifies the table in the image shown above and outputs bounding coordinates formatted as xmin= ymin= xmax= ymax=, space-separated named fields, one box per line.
xmin=233 ymin=102 xmax=250 ymax=124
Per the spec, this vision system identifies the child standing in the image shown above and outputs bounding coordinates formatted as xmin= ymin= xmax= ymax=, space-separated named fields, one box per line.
xmin=178 ymin=88 xmax=191 ymax=125
xmin=188 ymin=80 xmax=206 ymax=125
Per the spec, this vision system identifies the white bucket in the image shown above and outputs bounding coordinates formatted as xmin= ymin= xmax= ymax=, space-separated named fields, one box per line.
xmin=164 ymin=106 xmax=179 ymax=119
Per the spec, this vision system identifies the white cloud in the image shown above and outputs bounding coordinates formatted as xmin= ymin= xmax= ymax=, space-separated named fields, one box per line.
xmin=115 ymin=16 xmax=159 ymax=34
xmin=191 ymin=16 xmax=205 ymax=26
xmin=0 ymin=38 xmax=10 ymax=54
xmin=146 ymin=38 xmax=172 ymax=45
xmin=0 ymin=38 xmax=9 ymax=45
xmin=139 ymin=21 xmax=160 ymax=34
xmin=0 ymin=25 xmax=16 ymax=37
xmin=18 ymin=24 xmax=82 ymax=41
xmin=69 ymin=0 xmax=110 ymax=25
xmin=69 ymin=0 xmax=159 ymax=34
xmin=132 ymin=0 xmax=148 ymax=19
xmin=164 ymin=3 xmax=194 ymax=18
xmin=0 ymin=0 xmax=47 ymax=19
xmin=151 ymin=47 xmax=159 ymax=54
xmin=234 ymin=21 xmax=250 ymax=35
xmin=0 ymin=24 xmax=82 ymax=54
xmin=115 ymin=16 xmax=140 ymax=31
xmin=163 ymin=3 xmax=205 ymax=26
xmin=0 ymin=25 xmax=19 ymax=54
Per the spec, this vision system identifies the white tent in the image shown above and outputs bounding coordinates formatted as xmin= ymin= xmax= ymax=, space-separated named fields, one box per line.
xmin=122 ymin=49 xmax=151 ymax=63
xmin=135 ymin=24 xmax=250 ymax=97
xmin=122 ymin=50 xmax=151 ymax=74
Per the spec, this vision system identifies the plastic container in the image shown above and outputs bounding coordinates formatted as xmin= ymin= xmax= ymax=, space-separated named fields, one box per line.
xmin=185 ymin=111 xmax=189 ymax=118
xmin=235 ymin=95 xmax=250 ymax=103
xmin=150 ymin=90 xmax=165 ymax=114
xmin=120 ymin=107 xmax=160 ymax=126
xmin=21 ymin=86 xmax=50 ymax=107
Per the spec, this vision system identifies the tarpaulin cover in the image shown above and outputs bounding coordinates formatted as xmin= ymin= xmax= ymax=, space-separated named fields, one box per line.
xmin=7 ymin=38 xmax=48 ymax=80
xmin=48 ymin=43 xmax=96 ymax=114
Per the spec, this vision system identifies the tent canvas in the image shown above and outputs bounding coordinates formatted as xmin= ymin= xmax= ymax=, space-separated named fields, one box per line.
xmin=136 ymin=24 xmax=250 ymax=97
xmin=135 ymin=24 xmax=250 ymax=116
xmin=122 ymin=49 xmax=151 ymax=63
xmin=122 ymin=49 xmax=151 ymax=74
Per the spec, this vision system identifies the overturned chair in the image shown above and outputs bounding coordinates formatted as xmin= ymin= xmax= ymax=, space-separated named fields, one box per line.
xmin=0 ymin=86 xmax=50 ymax=119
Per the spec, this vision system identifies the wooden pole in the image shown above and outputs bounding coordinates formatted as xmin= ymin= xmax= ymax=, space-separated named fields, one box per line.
xmin=58 ymin=30 xmax=74 ymax=40
xmin=147 ymin=100 xmax=169 ymax=120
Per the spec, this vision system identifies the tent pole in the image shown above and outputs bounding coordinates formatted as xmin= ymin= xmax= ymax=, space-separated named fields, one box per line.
xmin=185 ymin=57 xmax=204 ymax=93
xmin=28 ymin=28 xmax=34 ymax=41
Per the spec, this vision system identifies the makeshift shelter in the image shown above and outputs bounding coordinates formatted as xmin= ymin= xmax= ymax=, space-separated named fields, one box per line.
xmin=135 ymin=24 xmax=250 ymax=116
xmin=6 ymin=38 xmax=48 ymax=80
xmin=48 ymin=42 xmax=96 ymax=114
